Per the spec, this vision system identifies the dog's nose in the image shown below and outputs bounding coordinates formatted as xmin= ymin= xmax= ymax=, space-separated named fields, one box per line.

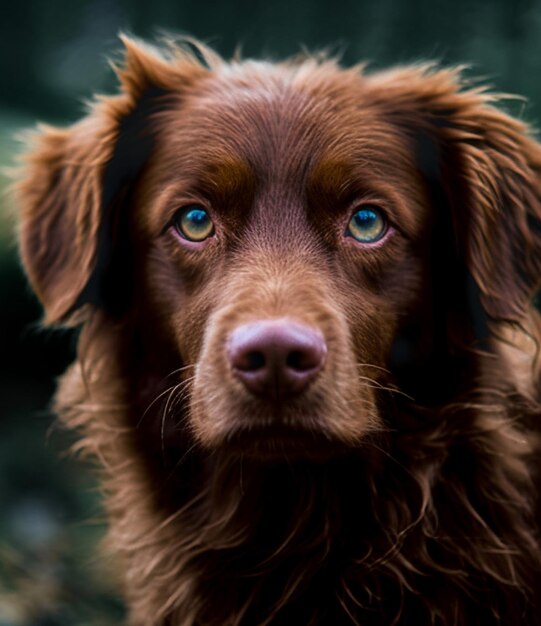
xmin=228 ymin=319 xmax=327 ymax=399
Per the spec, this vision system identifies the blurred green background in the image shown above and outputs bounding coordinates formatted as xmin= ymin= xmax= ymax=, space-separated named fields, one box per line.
xmin=2 ymin=0 xmax=541 ymax=623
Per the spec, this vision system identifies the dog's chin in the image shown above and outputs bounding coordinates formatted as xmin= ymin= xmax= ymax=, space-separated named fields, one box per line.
xmin=212 ymin=422 xmax=350 ymax=461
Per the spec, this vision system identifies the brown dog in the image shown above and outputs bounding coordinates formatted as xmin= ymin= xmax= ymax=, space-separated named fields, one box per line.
xmin=16 ymin=36 xmax=541 ymax=625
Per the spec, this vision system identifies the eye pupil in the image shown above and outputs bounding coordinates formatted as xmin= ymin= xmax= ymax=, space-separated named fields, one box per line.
xmin=347 ymin=206 xmax=387 ymax=243
xmin=354 ymin=209 xmax=377 ymax=227
xmin=174 ymin=205 xmax=214 ymax=242
xmin=187 ymin=208 xmax=207 ymax=224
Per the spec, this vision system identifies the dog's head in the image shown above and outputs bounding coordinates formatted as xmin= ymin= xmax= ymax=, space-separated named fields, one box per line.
xmin=17 ymin=37 xmax=541 ymax=458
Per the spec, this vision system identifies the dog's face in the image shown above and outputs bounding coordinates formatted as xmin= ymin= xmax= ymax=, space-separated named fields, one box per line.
xmin=136 ymin=64 xmax=433 ymax=453
xmin=16 ymin=38 xmax=541 ymax=459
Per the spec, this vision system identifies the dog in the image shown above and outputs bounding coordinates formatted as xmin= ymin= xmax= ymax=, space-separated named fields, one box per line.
xmin=15 ymin=36 xmax=541 ymax=625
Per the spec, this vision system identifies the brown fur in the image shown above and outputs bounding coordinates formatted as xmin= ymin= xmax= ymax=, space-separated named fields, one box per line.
xmin=15 ymin=36 xmax=541 ymax=625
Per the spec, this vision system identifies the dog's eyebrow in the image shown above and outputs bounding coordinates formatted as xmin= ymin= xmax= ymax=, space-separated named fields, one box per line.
xmin=308 ymin=160 xmax=356 ymax=196
xmin=197 ymin=157 xmax=257 ymax=201
xmin=306 ymin=159 xmax=368 ymax=210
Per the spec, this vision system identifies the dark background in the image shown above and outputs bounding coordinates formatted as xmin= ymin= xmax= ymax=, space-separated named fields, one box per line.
xmin=1 ymin=0 xmax=541 ymax=623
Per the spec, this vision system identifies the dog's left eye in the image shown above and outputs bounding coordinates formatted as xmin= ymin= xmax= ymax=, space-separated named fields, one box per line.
xmin=173 ymin=206 xmax=215 ymax=242
xmin=346 ymin=206 xmax=388 ymax=243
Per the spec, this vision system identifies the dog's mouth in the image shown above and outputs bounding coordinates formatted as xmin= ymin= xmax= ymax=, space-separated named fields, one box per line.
xmin=190 ymin=373 xmax=375 ymax=459
xmin=221 ymin=420 xmax=348 ymax=460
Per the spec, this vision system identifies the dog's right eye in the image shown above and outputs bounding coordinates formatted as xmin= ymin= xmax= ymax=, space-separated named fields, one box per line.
xmin=172 ymin=206 xmax=215 ymax=242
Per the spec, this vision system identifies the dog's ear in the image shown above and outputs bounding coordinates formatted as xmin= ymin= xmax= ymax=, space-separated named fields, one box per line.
xmin=16 ymin=36 xmax=211 ymax=325
xmin=368 ymin=66 xmax=541 ymax=326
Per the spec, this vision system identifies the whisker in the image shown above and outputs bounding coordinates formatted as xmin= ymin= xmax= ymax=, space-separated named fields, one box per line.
xmin=357 ymin=374 xmax=415 ymax=402
xmin=356 ymin=362 xmax=393 ymax=375
xmin=161 ymin=382 xmax=185 ymax=459
xmin=137 ymin=367 xmax=195 ymax=428
xmin=161 ymin=364 xmax=196 ymax=381
xmin=137 ymin=384 xmax=180 ymax=428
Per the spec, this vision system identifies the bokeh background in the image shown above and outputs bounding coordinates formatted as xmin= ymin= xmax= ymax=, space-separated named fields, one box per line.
xmin=2 ymin=0 xmax=541 ymax=623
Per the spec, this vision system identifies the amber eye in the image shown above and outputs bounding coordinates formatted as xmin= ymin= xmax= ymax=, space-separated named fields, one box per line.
xmin=346 ymin=206 xmax=388 ymax=243
xmin=173 ymin=206 xmax=214 ymax=242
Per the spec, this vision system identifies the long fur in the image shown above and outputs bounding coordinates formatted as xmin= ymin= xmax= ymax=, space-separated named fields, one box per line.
xmin=15 ymin=36 xmax=541 ymax=625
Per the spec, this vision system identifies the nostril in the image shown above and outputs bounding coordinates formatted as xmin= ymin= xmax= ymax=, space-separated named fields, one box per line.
xmin=286 ymin=349 xmax=321 ymax=372
xmin=229 ymin=346 xmax=266 ymax=372
xmin=286 ymin=350 xmax=304 ymax=371
xmin=244 ymin=351 xmax=266 ymax=371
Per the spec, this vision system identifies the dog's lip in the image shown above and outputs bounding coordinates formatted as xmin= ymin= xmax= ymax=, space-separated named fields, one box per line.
xmin=230 ymin=420 xmax=327 ymax=439
xmin=222 ymin=419 xmax=345 ymax=459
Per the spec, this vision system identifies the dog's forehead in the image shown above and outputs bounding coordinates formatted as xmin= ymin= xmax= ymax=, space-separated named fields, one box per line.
xmin=154 ymin=62 xmax=412 ymax=183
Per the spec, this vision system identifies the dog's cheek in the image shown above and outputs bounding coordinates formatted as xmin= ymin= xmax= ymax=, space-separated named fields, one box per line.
xmin=136 ymin=242 xmax=223 ymax=372
xmin=338 ymin=251 xmax=427 ymax=399
xmin=333 ymin=258 xmax=398 ymax=366
xmin=172 ymin=290 xmax=216 ymax=365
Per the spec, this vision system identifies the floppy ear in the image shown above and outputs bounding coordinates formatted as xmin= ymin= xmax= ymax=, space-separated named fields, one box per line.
xmin=369 ymin=66 xmax=541 ymax=327
xmin=16 ymin=36 xmax=211 ymax=325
